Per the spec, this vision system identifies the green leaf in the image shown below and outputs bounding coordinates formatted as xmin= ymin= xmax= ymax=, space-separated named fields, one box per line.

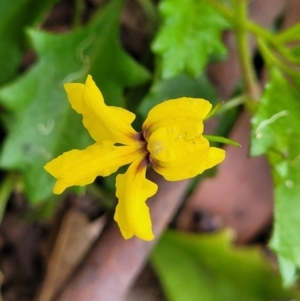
xmin=151 ymin=230 xmax=299 ymax=301
xmin=0 ymin=0 xmax=59 ymax=85
xmin=0 ymin=0 xmax=150 ymax=203
xmin=152 ymin=0 xmax=230 ymax=79
xmin=251 ymin=68 xmax=300 ymax=285
xmin=138 ymin=73 xmax=218 ymax=118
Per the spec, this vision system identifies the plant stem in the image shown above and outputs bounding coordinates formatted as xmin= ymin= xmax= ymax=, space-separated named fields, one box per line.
xmin=204 ymin=0 xmax=272 ymax=42
xmin=217 ymin=95 xmax=245 ymax=114
xmin=204 ymin=0 xmax=297 ymax=66
xmin=234 ymin=0 xmax=259 ymax=102
xmin=204 ymin=0 xmax=260 ymax=96
xmin=73 ymin=0 xmax=84 ymax=29
xmin=257 ymin=38 xmax=300 ymax=76
xmin=276 ymin=22 xmax=300 ymax=44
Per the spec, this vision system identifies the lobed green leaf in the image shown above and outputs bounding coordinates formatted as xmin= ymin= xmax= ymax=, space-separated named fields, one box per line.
xmin=152 ymin=0 xmax=230 ymax=79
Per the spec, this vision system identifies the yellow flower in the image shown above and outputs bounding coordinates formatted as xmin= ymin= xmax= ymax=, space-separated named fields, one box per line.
xmin=44 ymin=75 xmax=225 ymax=241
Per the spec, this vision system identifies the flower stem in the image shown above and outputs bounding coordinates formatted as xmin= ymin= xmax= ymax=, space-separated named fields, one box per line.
xmin=233 ymin=0 xmax=259 ymax=102
xmin=217 ymin=95 xmax=245 ymax=114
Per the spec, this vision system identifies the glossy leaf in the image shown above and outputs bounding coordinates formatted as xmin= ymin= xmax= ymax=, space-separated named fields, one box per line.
xmin=151 ymin=230 xmax=299 ymax=301
xmin=0 ymin=0 xmax=150 ymax=202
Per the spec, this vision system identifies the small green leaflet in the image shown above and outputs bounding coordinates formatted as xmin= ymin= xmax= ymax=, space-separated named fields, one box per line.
xmin=251 ymin=68 xmax=300 ymax=286
xmin=151 ymin=230 xmax=299 ymax=301
xmin=152 ymin=0 xmax=230 ymax=79
xmin=204 ymin=135 xmax=240 ymax=147
xmin=0 ymin=0 xmax=150 ymax=203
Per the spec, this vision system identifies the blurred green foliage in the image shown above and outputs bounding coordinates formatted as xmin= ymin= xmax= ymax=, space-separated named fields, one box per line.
xmin=152 ymin=230 xmax=299 ymax=301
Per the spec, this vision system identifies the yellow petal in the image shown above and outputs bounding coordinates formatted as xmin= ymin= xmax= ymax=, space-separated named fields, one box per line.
xmin=64 ymin=75 xmax=138 ymax=145
xmin=202 ymin=147 xmax=226 ymax=170
xmin=150 ymin=149 xmax=208 ymax=181
xmin=114 ymin=155 xmax=158 ymax=241
xmin=148 ymin=131 xmax=225 ymax=180
xmin=44 ymin=141 xmax=145 ymax=194
xmin=152 ymin=146 xmax=225 ymax=180
xmin=143 ymin=97 xmax=212 ymax=139
xmin=147 ymin=119 xmax=206 ymax=163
